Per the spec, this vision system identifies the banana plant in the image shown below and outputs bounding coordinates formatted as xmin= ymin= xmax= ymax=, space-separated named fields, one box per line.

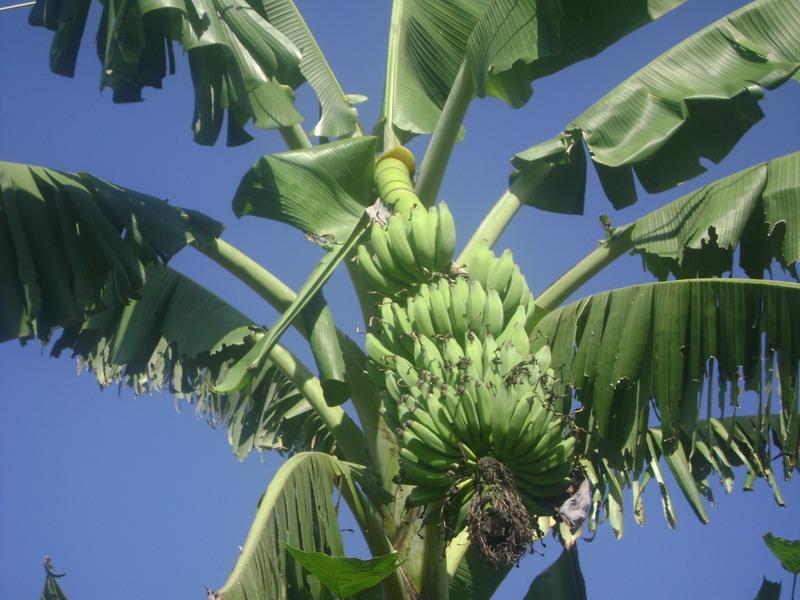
xmin=2 ymin=0 xmax=799 ymax=598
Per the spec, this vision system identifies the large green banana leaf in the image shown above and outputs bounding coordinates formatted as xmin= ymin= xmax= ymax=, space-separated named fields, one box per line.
xmin=261 ymin=0 xmax=361 ymax=138
xmin=381 ymin=0 xmax=683 ymax=141
xmin=0 ymin=160 xmax=221 ymax=343
xmin=58 ymin=264 xmax=333 ymax=458
xmin=213 ymin=452 xmax=368 ymax=600
xmin=28 ymin=0 xmax=304 ymax=145
xmin=449 ymin=547 xmax=510 ymax=600
xmin=381 ymin=0 xmax=487 ymax=143
xmin=0 ymin=160 xmax=331 ymax=457
xmin=531 ymin=279 xmax=799 ymax=472
xmin=513 ymin=0 xmax=800 ymax=213
xmin=465 ymin=0 xmax=684 ymax=108
xmin=583 ymin=415 xmax=792 ymax=538
xmin=233 ymin=137 xmax=377 ymax=243
xmin=629 ymin=151 xmax=800 ymax=281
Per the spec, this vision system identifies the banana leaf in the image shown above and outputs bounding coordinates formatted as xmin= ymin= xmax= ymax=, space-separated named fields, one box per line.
xmin=532 ymin=279 xmax=799 ymax=475
xmin=466 ymin=0 xmax=684 ymax=108
xmin=449 ymin=546 xmax=510 ymax=600
xmin=381 ymin=0 xmax=487 ymax=143
xmin=233 ymin=137 xmax=377 ymax=243
xmin=262 ymin=0 xmax=361 ymax=138
xmin=0 ymin=160 xmax=221 ymax=343
xmin=583 ymin=414 xmax=792 ymax=536
xmin=522 ymin=546 xmax=586 ymax=600
xmin=513 ymin=0 xmax=800 ymax=213
xmin=382 ymin=0 xmax=684 ymax=141
xmin=629 ymin=151 xmax=800 ymax=281
xmin=213 ymin=452 xmax=369 ymax=600
xmin=28 ymin=0 xmax=303 ymax=145
xmin=55 ymin=264 xmax=333 ymax=458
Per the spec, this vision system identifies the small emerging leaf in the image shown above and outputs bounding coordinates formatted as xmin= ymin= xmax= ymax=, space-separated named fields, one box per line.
xmin=285 ymin=544 xmax=399 ymax=599
xmin=763 ymin=533 xmax=800 ymax=574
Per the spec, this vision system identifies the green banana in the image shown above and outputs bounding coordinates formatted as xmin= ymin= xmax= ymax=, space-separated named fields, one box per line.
xmin=386 ymin=214 xmax=420 ymax=280
xmin=365 ymin=333 xmax=397 ymax=369
xmin=408 ymin=295 xmax=436 ymax=338
xmin=357 ymin=244 xmax=405 ymax=295
xmin=448 ymin=277 xmax=470 ymax=343
xmin=410 ymin=207 xmax=437 ymax=273
xmin=399 ymin=449 xmax=452 ymax=488
xmin=428 ymin=282 xmax=453 ymax=336
xmin=487 ymin=249 xmax=514 ymax=295
xmin=370 ymin=223 xmax=403 ymax=282
xmin=461 ymin=241 xmax=493 ymax=284
xmin=481 ymin=288 xmax=505 ymax=337
xmin=434 ymin=202 xmax=457 ymax=273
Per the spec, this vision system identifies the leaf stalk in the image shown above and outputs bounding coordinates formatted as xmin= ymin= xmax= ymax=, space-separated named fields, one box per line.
xmin=535 ymin=224 xmax=634 ymax=312
xmin=414 ymin=62 xmax=474 ymax=206
xmin=268 ymin=344 xmax=368 ymax=466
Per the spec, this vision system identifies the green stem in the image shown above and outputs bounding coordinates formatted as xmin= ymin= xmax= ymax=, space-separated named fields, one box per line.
xmin=279 ymin=124 xmax=312 ymax=150
xmin=792 ymin=573 xmax=797 ymax=600
xmin=534 ymin=224 xmax=634 ymax=313
xmin=192 ymin=238 xmax=297 ymax=322
xmin=456 ymin=172 xmax=545 ymax=263
xmin=457 ymin=189 xmax=521 ymax=263
xmin=382 ymin=0 xmax=405 ymax=152
xmin=414 ymin=62 xmax=474 ymax=206
xmin=268 ymin=344 xmax=368 ymax=467
xmin=193 ymin=239 xmax=392 ymax=471
xmin=420 ymin=522 xmax=448 ymax=600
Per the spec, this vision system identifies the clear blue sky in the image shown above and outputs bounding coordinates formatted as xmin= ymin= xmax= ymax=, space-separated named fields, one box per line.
xmin=1 ymin=1 xmax=798 ymax=598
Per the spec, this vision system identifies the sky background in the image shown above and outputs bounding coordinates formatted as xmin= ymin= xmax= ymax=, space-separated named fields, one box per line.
xmin=1 ymin=1 xmax=799 ymax=598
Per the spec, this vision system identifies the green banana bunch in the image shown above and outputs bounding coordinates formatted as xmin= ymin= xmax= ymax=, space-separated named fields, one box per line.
xmin=356 ymin=203 xmax=457 ymax=297
xmin=363 ymin=150 xmax=575 ymax=566
xmin=367 ymin=307 xmax=576 ymax=540
xmin=458 ymin=241 xmax=536 ymax=331
xmin=375 ymin=276 xmax=530 ymax=356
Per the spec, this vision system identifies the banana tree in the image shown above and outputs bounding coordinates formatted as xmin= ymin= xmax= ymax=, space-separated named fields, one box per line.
xmin=2 ymin=0 xmax=799 ymax=598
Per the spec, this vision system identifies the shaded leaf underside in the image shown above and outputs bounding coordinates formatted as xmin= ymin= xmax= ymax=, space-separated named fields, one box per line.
xmin=630 ymin=150 xmax=800 ymax=280
xmin=522 ymin=546 xmax=586 ymax=600
xmin=0 ymin=160 xmax=327 ymax=458
xmin=0 ymin=160 xmax=221 ymax=343
xmin=533 ymin=278 xmax=799 ymax=455
xmin=382 ymin=0 xmax=488 ymax=142
xmin=514 ymin=0 xmax=800 ymax=213
xmin=763 ymin=532 xmax=800 ymax=574
xmin=384 ymin=0 xmax=685 ymax=141
xmin=29 ymin=0 xmax=304 ymax=145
